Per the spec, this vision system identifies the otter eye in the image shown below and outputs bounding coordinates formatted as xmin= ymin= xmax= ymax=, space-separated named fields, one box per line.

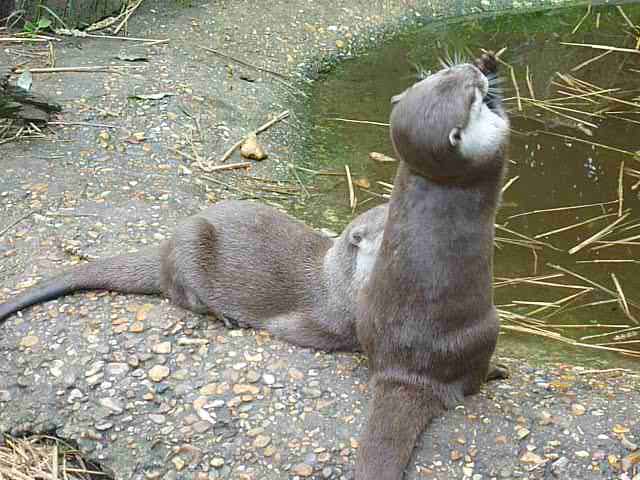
xmin=448 ymin=127 xmax=462 ymax=147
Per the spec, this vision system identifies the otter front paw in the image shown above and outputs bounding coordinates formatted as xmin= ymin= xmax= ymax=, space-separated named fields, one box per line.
xmin=486 ymin=363 xmax=509 ymax=382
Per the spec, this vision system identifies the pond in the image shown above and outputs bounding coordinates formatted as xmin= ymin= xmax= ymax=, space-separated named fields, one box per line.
xmin=299 ymin=2 xmax=640 ymax=368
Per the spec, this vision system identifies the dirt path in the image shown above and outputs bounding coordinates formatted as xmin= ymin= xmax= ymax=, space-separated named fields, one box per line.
xmin=1 ymin=1 xmax=638 ymax=479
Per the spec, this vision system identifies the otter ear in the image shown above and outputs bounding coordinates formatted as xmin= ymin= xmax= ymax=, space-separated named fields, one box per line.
xmin=348 ymin=227 xmax=365 ymax=247
xmin=449 ymin=127 xmax=462 ymax=147
xmin=391 ymin=92 xmax=405 ymax=106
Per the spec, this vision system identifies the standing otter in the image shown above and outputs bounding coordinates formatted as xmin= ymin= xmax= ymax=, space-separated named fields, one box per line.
xmin=0 ymin=201 xmax=386 ymax=352
xmin=355 ymin=53 xmax=509 ymax=479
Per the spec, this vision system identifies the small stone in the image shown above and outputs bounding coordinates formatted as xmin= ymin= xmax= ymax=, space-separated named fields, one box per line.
xmin=291 ymin=463 xmax=313 ymax=477
xmin=148 ymin=365 xmax=170 ymax=382
xmin=95 ymin=422 xmax=113 ymax=431
xmin=262 ymin=374 xmax=275 ymax=385
xmin=551 ymin=456 xmax=569 ymax=477
xmin=246 ymin=370 xmax=260 ymax=383
xmin=99 ymin=398 xmax=124 ymax=414
xmin=240 ymin=133 xmax=267 ymax=161
xmin=622 ymin=451 xmax=640 ymax=471
xmin=200 ymin=383 xmax=218 ymax=396
xmin=451 ymin=450 xmax=463 ymax=461
xmin=575 ymin=450 xmax=589 ymax=459
xmin=303 ymin=387 xmax=322 ymax=399
xmin=0 ymin=390 xmax=11 ymax=402
xmin=521 ymin=451 xmax=545 ymax=465
xmin=211 ymin=458 xmax=225 ymax=468
xmin=152 ymin=341 xmax=172 ymax=354
xmin=289 ymin=368 xmax=304 ymax=381
xmin=172 ymin=456 xmax=185 ymax=471
xmin=233 ymin=384 xmax=260 ymax=395
xmin=253 ymin=435 xmax=271 ymax=448
xmin=571 ymin=403 xmax=586 ymax=416
xmin=20 ymin=335 xmax=39 ymax=348
xmin=516 ymin=427 xmax=530 ymax=440
xmin=149 ymin=414 xmax=166 ymax=424
xmin=264 ymin=446 xmax=277 ymax=457
xmin=129 ymin=321 xmax=145 ymax=333
xmin=106 ymin=362 xmax=129 ymax=376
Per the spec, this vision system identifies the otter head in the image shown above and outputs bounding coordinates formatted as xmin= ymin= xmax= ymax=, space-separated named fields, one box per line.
xmin=325 ymin=205 xmax=387 ymax=290
xmin=389 ymin=55 xmax=509 ymax=182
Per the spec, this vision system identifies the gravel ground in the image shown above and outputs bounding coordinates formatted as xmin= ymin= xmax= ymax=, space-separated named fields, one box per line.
xmin=1 ymin=1 xmax=639 ymax=479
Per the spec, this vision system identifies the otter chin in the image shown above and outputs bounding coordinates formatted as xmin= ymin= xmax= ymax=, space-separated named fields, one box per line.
xmin=355 ymin=53 xmax=509 ymax=479
xmin=390 ymin=60 xmax=508 ymax=181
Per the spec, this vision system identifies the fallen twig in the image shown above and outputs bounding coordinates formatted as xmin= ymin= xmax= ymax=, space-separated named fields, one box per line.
xmin=220 ymin=110 xmax=289 ymax=162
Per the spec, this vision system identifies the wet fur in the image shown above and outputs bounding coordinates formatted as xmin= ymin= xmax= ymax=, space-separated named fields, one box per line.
xmin=0 ymin=200 xmax=387 ymax=352
xmin=355 ymin=55 xmax=509 ymax=478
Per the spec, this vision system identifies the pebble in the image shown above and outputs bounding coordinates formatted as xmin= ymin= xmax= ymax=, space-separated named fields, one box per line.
xmin=520 ymin=451 xmax=544 ymax=464
xmin=571 ymin=403 xmax=586 ymax=416
xmin=99 ymin=397 xmax=124 ymax=414
xmin=575 ymin=450 xmax=589 ymax=459
xmin=262 ymin=373 xmax=275 ymax=385
xmin=152 ymin=341 xmax=172 ymax=354
xmin=95 ymin=421 xmax=113 ymax=431
xmin=85 ymin=361 xmax=104 ymax=377
xmin=149 ymin=414 xmax=166 ymax=424
xmin=551 ymin=456 xmax=569 ymax=477
xmin=0 ymin=390 xmax=11 ymax=402
xmin=253 ymin=434 xmax=271 ymax=448
xmin=211 ymin=458 xmax=225 ymax=468
xmin=106 ymin=362 xmax=129 ymax=376
xmin=291 ymin=463 xmax=313 ymax=477
xmin=148 ymin=365 xmax=170 ymax=382
xmin=20 ymin=335 xmax=39 ymax=348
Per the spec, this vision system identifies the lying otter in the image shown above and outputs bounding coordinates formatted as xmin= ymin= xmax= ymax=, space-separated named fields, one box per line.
xmin=0 ymin=201 xmax=386 ymax=352
xmin=355 ymin=53 xmax=509 ymax=479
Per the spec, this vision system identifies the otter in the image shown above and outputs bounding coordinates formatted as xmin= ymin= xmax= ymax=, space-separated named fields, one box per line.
xmin=0 ymin=201 xmax=386 ymax=352
xmin=355 ymin=53 xmax=509 ymax=479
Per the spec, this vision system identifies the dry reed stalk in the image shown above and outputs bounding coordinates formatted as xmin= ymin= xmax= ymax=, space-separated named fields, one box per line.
xmin=501 ymin=175 xmax=519 ymax=194
xmin=568 ymin=211 xmax=630 ymax=254
xmin=500 ymin=323 xmax=640 ymax=357
xmin=581 ymin=325 xmax=640 ymax=341
xmin=521 ymin=98 xmax=599 ymax=128
xmin=560 ymin=41 xmax=640 ymax=54
xmin=547 ymin=264 xmax=640 ymax=308
xmin=345 ymin=165 xmax=356 ymax=209
xmin=534 ymin=212 xmax=617 ymax=239
xmin=591 ymin=232 xmax=640 ymax=251
xmin=495 ymin=57 xmax=522 ymax=111
xmin=508 ymin=200 xmax=618 ymax=219
xmin=616 ymin=6 xmax=639 ymax=32
xmin=493 ymin=273 xmax=565 ymax=288
xmin=541 ymin=131 xmax=638 ymax=157
xmin=220 ymin=110 xmax=289 ymax=163
xmin=327 ymin=117 xmax=390 ymax=127
xmin=572 ymin=5 xmax=591 ymax=34
xmin=525 ymin=65 xmax=535 ymax=99
xmin=577 ymin=259 xmax=640 ymax=264
xmin=571 ymin=50 xmax=612 ymax=72
xmin=528 ymin=289 xmax=593 ymax=316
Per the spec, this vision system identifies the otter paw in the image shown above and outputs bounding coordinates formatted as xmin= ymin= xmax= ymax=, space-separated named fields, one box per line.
xmin=486 ymin=363 xmax=509 ymax=382
xmin=220 ymin=314 xmax=249 ymax=330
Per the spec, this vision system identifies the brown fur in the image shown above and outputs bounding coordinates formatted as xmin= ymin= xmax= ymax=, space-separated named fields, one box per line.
xmin=0 ymin=201 xmax=386 ymax=352
xmin=355 ymin=54 xmax=509 ymax=478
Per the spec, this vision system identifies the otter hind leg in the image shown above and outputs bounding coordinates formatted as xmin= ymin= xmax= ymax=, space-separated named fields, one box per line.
xmin=170 ymin=217 xmax=229 ymax=323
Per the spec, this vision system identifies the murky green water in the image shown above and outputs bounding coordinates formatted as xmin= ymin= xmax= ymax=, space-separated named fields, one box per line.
xmin=301 ymin=3 xmax=640 ymax=367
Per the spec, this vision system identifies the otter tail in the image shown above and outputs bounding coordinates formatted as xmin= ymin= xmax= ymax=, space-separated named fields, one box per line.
xmin=0 ymin=247 xmax=163 ymax=323
xmin=355 ymin=379 xmax=444 ymax=480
